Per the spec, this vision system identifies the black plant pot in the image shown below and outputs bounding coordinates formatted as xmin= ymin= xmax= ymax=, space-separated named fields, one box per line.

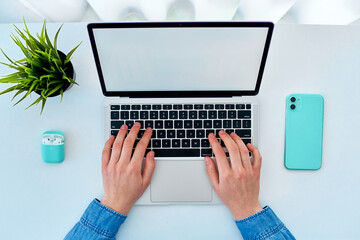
xmin=36 ymin=50 xmax=75 ymax=98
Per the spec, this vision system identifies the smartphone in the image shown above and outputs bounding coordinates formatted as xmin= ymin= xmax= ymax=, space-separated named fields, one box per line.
xmin=284 ymin=94 xmax=324 ymax=170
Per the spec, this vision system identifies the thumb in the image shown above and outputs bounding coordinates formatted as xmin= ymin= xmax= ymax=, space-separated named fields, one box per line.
xmin=204 ymin=157 xmax=219 ymax=191
xmin=142 ymin=151 xmax=155 ymax=187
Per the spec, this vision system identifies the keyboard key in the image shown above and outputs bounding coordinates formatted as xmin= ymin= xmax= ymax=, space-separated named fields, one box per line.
xmin=192 ymin=139 xmax=200 ymax=147
xmin=155 ymin=121 xmax=163 ymax=129
xmin=206 ymin=129 xmax=214 ymax=137
xmin=243 ymin=120 xmax=251 ymax=128
xmin=169 ymin=111 xmax=178 ymax=119
xmin=174 ymin=120 xmax=183 ymax=128
xmin=218 ymin=111 xmax=226 ymax=119
xmin=142 ymin=105 xmax=151 ymax=110
xmin=214 ymin=120 xmax=222 ymax=128
xmin=233 ymin=120 xmax=241 ymax=128
xmin=135 ymin=120 xmax=144 ymax=129
xmin=189 ymin=111 xmax=197 ymax=119
xmin=125 ymin=120 xmax=134 ymax=128
xmin=194 ymin=120 xmax=202 ymax=128
xmin=153 ymin=105 xmax=161 ymax=110
xmin=226 ymin=104 xmax=235 ymax=109
xmin=201 ymin=149 xmax=212 ymax=157
xmin=145 ymin=121 xmax=153 ymax=128
xmin=111 ymin=121 xmax=124 ymax=129
xmin=111 ymin=111 xmax=119 ymax=119
xmin=179 ymin=111 xmax=188 ymax=119
xmin=236 ymin=104 xmax=245 ymax=109
xmin=194 ymin=104 xmax=203 ymax=109
xmin=167 ymin=130 xmax=176 ymax=138
xmin=196 ymin=130 xmax=205 ymax=138
xmin=160 ymin=111 xmax=168 ymax=119
xmin=235 ymin=129 xmax=251 ymax=137
xmin=177 ymin=130 xmax=185 ymax=138
xmin=215 ymin=104 xmax=224 ymax=109
xmin=165 ymin=120 xmax=173 ymax=129
xmin=223 ymin=120 xmax=231 ymax=128
xmin=199 ymin=111 xmax=207 ymax=119
xmin=140 ymin=111 xmax=148 ymax=119
xmin=163 ymin=105 xmax=172 ymax=110
xmin=153 ymin=149 xmax=200 ymax=157
xmin=204 ymin=120 xmax=212 ymax=128
xmin=184 ymin=104 xmax=193 ymax=110
xmin=138 ymin=130 xmax=145 ymax=138
xmin=238 ymin=110 xmax=251 ymax=119
xmin=150 ymin=111 xmax=159 ymax=119
xmin=111 ymin=130 xmax=119 ymax=136
xmin=228 ymin=110 xmax=236 ymax=119
xmin=157 ymin=130 xmax=166 ymax=138
xmin=208 ymin=111 xmax=217 ymax=119
xmin=121 ymin=111 xmax=129 ymax=119
xmin=186 ymin=130 xmax=195 ymax=138
xmin=172 ymin=139 xmax=180 ymax=148
xmin=182 ymin=139 xmax=190 ymax=147
xmin=205 ymin=104 xmax=214 ymax=109
xmin=184 ymin=120 xmax=193 ymax=128
xmin=225 ymin=129 xmax=233 ymax=134
xmin=242 ymin=139 xmax=251 ymax=145
xmin=173 ymin=104 xmax=182 ymax=110
xmin=152 ymin=139 xmax=161 ymax=148
xmin=132 ymin=105 xmax=141 ymax=110
xmin=201 ymin=139 xmax=210 ymax=147
xmin=162 ymin=139 xmax=171 ymax=148
xmin=151 ymin=130 xmax=156 ymax=138
xmin=111 ymin=105 xmax=120 ymax=110
xmin=246 ymin=104 xmax=251 ymax=109
xmin=121 ymin=105 xmax=130 ymax=110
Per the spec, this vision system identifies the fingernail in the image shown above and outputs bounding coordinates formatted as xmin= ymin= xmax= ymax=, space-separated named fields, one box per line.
xmin=134 ymin=122 xmax=140 ymax=127
xmin=121 ymin=124 xmax=127 ymax=130
xmin=146 ymin=127 xmax=152 ymax=132
xmin=149 ymin=151 xmax=154 ymax=158
xmin=205 ymin=157 xmax=210 ymax=165
xmin=219 ymin=130 xmax=225 ymax=135
xmin=208 ymin=133 xmax=215 ymax=138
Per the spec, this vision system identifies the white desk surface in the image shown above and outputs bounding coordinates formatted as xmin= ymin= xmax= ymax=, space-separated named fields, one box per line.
xmin=0 ymin=23 xmax=359 ymax=240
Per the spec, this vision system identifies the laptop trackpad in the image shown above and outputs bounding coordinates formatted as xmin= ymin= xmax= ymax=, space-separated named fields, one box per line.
xmin=150 ymin=160 xmax=212 ymax=202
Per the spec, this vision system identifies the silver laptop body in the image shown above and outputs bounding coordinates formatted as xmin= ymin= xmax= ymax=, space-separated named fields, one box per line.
xmin=88 ymin=22 xmax=273 ymax=205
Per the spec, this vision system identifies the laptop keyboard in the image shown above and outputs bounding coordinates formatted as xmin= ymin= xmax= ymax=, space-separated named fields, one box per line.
xmin=110 ymin=104 xmax=252 ymax=157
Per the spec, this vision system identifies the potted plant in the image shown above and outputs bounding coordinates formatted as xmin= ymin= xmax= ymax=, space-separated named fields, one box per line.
xmin=0 ymin=19 xmax=81 ymax=114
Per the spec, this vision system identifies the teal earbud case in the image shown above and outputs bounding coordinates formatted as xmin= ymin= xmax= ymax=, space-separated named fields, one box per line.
xmin=284 ymin=94 xmax=324 ymax=170
xmin=41 ymin=131 xmax=65 ymax=163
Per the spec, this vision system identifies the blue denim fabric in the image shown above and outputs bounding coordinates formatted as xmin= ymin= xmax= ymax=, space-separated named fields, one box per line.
xmin=65 ymin=199 xmax=127 ymax=240
xmin=235 ymin=206 xmax=295 ymax=240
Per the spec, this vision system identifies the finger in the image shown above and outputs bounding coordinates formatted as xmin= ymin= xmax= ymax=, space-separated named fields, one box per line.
xmin=247 ymin=143 xmax=262 ymax=173
xmin=109 ymin=124 xmax=128 ymax=166
xmin=208 ymin=133 xmax=230 ymax=173
xmin=142 ymin=151 xmax=155 ymax=187
xmin=118 ymin=122 xmax=141 ymax=164
xmin=131 ymin=127 xmax=152 ymax=170
xmin=219 ymin=130 xmax=243 ymax=170
xmin=230 ymin=132 xmax=252 ymax=170
xmin=102 ymin=135 xmax=115 ymax=169
xmin=204 ymin=156 xmax=219 ymax=191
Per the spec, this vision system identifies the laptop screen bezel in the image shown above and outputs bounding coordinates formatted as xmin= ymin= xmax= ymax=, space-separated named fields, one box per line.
xmin=87 ymin=22 xmax=274 ymax=98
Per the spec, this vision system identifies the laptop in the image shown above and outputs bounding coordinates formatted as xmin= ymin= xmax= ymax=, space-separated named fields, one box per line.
xmin=87 ymin=22 xmax=273 ymax=204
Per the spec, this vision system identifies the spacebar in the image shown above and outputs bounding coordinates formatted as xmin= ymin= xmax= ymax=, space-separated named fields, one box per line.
xmin=153 ymin=149 xmax=200 ymax=157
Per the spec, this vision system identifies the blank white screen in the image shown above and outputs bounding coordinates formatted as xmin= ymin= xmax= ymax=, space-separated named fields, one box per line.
xmin=93 ymin=27 xmax=268 ymax=92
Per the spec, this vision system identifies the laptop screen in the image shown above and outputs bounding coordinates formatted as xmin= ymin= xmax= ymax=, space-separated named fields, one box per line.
xmin=88 ymin=22 xmax=273 ymax=97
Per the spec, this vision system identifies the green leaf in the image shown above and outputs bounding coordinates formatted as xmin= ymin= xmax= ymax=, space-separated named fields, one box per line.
xmin=40 ymin=98 xmax=47 ymax=114
xmin=25 ymin=95 xmax=42 ymax=110
xmin=11 ymin=88 xmax=26 ymax=101
xmin=60 ymin=88 xmax=64 ymax=102
xmin=46 ymin=83 xmax=63 ymax=97
xmin=53 ymin=24 xmax=63 ymax=51
xmin=65 ymin=41 xmax=81 ymax=63
xmin=0 ymin=84 xmax=20 ymax=95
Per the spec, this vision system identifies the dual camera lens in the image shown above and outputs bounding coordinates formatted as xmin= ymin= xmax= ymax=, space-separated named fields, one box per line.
xmin=290 ymin=97 xmax=296 ymax=109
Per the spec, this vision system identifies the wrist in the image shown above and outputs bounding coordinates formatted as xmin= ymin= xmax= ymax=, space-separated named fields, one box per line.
xmin=100 ymin=197 xmax=133 ymax=215
xmin=231 ymin=202 xmax=263 ymax=220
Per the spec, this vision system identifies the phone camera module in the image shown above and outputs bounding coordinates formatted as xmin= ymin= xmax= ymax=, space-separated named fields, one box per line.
xmin=290 ymin=104 xmax=296 ymax=110
xmin=290 ymin=97 xmax=296 ymax=102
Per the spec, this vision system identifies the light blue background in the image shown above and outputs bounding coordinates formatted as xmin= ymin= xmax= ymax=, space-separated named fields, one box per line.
xmin=0 ymin=23 xmax=360 ymax=239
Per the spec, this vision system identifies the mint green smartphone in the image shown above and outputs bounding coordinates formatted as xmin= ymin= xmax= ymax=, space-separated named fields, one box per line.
xmin=284 ymin=94 xmax=324 ymax=170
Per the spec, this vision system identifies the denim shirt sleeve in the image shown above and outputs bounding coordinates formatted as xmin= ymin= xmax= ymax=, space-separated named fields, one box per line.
xmin=65 ymin=199 xmax=127 ymax=240
xmin=235 ymin=206 xmax=295 ymax=240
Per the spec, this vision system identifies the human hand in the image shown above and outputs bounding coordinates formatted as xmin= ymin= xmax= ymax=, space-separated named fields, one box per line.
xmin=205 ymin=131 xmax=263 ymax=220
xmin=100 ymin=122 xmax=155 ymax=215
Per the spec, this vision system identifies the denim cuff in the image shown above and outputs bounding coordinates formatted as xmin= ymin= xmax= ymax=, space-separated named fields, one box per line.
xmin=80 ymin=199 xmax=127 ymax=238
xmin=235 ymin=206 xmax=285 ymax=240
